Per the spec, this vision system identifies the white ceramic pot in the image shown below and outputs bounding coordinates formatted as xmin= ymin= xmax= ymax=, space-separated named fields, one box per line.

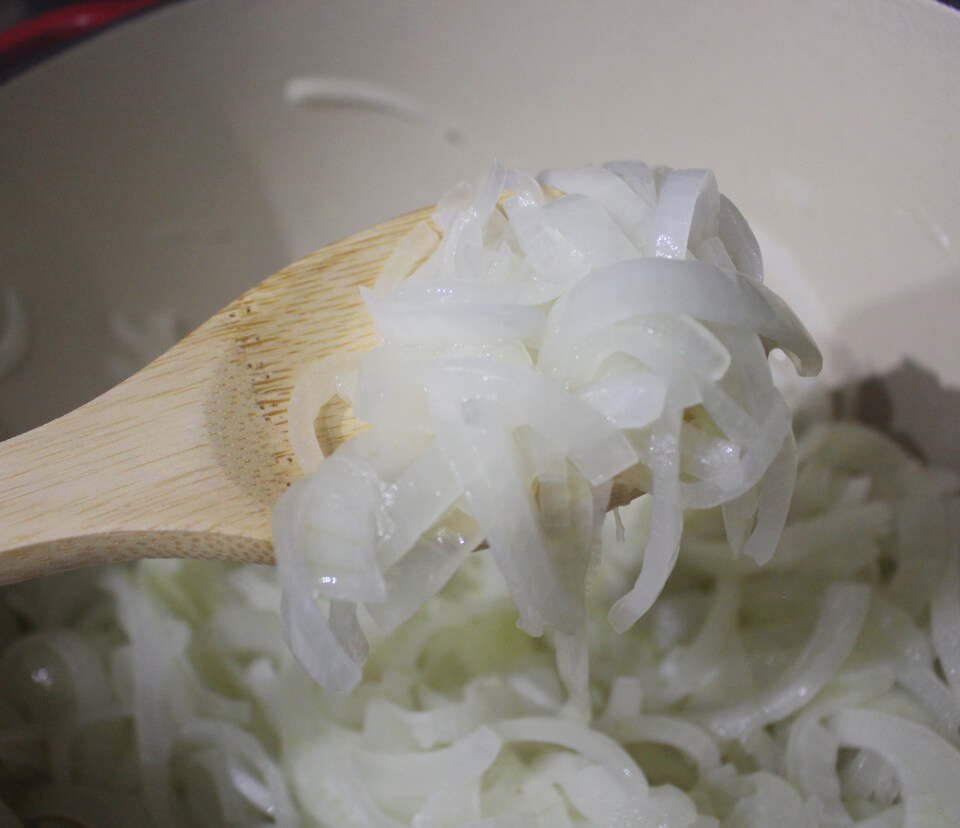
xmin=1 ymin=0 xmax=958 ymax=457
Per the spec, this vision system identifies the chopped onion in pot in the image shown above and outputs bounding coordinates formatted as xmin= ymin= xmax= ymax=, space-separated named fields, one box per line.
xmin=4 ymin=160 xmax=960 ymax=826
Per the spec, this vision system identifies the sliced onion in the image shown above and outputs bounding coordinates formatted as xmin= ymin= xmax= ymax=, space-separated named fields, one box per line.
xmin=700 ymin=583 xmax=871 ymax=740
xmin=288 ymin=352 xmax=363 ymax=473
xmin=365 ymin=511 xmax=483 ymax=633
xmin=717 ymin=194 xmax=763 ymax=281
xmin=607 ymin=715 xmax=722 ymax=779
xmin=363 ymin=287 xmax=545 ymax=348
xmin=538 ymin=164 xmax=655 ymax=252
xmin=608 ymin=404 xmax=685 ymax=631
xmin=655 ymin=577 xmax=753 ymax=708
xmin=602 ymin=160 xmax=658 ymax=209
xmin=539 ymin=258 xmax=821 ymax=378
xmin=828 ymin=708 xmax=960 ymax=824
xmin=276 ymin=457 xmax=387 ymax=605
xmin=425 ymin=357 xmax=639 ymax=486
xmin=372 ymin=221 xmax=440 ymax=297
xmin=273 ymin=159 xmax=822 ymax=702
xmin=351 ymin=727 xmax=502 ymax=802
xmin=492 ymin=716 xmax=649 ymax=797
xmin=541 ymin=193 xmax=640 ymax=266
xmin=577 ymin=371 xmax=667 ymax=431
xmin=738 ymin=431 xmax=797 ymax=566
xmin=650 ymin=168 xmax=720 ymax=259
xmin=501 ymin=193 xmax=589 ymax=300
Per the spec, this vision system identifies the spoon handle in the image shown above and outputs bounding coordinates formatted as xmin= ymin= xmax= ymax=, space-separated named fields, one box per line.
xmin=0 ymin=207 xmax=432 ymax=586
xmin=0 ymin=312 xmax=274 ymax=585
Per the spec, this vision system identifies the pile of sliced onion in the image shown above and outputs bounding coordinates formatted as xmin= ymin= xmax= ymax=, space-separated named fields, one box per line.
xmin=276 ymin=160 xmax=822 ymax=693
xmin=2 ymin=416 xmax=958 ymax=826
xmin=3 ymin=161 xmax=960 ymax=827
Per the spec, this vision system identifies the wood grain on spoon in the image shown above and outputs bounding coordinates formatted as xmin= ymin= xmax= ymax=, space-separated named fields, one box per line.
xmin=0 ymin=207 xmax=643 ymax=585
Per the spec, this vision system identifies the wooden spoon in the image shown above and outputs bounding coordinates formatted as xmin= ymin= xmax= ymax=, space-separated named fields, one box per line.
xmin=0 ymin=207 xmax=641 ymax=586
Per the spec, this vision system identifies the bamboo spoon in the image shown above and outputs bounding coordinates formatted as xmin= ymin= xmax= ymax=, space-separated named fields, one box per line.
xmin=0 ymin=207 xmax=641 ymax=586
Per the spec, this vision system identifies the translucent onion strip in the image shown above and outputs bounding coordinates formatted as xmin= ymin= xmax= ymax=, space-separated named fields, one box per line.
xmin=829 ymin=708 xmax=960 ymax=825
xmin=491 ymin=717 xmax=649 ymax=798
xmin=700 ymin=583 xmax=871 ymax=740
xmin=288 ymin=352 xmax=363 ymax=473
